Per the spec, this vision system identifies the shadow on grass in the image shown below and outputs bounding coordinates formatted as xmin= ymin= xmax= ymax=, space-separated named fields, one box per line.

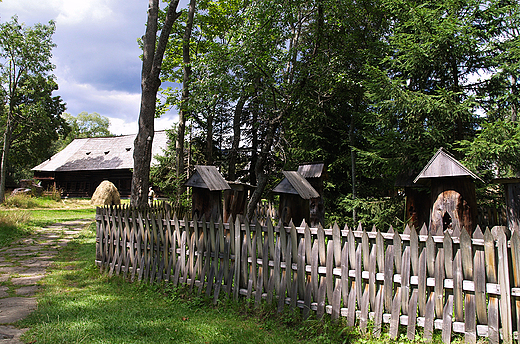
xmin=19 ymin=225 xmax=341 ymax=344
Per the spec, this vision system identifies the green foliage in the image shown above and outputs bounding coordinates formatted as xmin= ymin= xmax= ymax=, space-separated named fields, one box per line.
xmin=0 ymin=16 xmax=67 ymax=190
xmin=155 ymin=0 xmax=520 ymax=227
xmin=55 ymin=112 xmax=112 ymax=151
xmin=458 ymin=120 xmax=520 ymax=179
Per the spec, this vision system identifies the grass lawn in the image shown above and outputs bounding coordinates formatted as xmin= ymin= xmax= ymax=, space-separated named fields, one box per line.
xmin=18 ymin=222 xmax=352 ymax=344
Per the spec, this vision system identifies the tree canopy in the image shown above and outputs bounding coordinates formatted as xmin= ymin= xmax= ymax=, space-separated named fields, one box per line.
xmin=152 ymin=0 xmax=519 ymax=227
xmin=0 ymin=16 xmax=67 ymax=200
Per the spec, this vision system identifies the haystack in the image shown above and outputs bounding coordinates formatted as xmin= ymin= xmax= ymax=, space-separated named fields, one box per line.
xmin=91 ymin=180 xmax=121 ymax=206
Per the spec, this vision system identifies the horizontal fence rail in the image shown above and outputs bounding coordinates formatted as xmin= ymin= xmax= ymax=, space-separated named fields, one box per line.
xmin=95 ymin=204 xmax=520 ymax=343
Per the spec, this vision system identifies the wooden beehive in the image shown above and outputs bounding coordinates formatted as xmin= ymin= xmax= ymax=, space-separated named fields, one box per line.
xmin=185 ymin=165 xmax=231 ymax=222
xmin=273 ymin=171 xmax=320 ymax=227
xmin=414 ymin=148 xmax=482 ymax=235
xmin=298 ymin=162 xmax=326 ymax=227
xmin=223 ymin=181 xmax=254 ymax=223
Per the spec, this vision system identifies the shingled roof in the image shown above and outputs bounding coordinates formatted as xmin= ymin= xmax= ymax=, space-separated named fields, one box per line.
xmin=185 ymin=165 xmax=231 ymax=191
xmin=272 ymin=171 xmax=320 ymax=199
xmin=414 ymin=147 xmax=482 ymax=183
xmin=32 ymin=131 xmax=169 ymax=172
xmin=297 ymin=162 xmax=325 ymax=179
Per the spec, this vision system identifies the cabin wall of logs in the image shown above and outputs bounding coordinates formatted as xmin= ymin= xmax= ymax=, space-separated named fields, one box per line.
xmin=96 ymin=203 xmax=520 ymax=343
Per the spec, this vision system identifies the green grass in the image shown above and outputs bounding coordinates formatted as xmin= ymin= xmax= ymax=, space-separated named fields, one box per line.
xmin=0 ymin=197 xmax=96 ymax=246
xmin=0 ymin=210 xmax=32 ymax=246
xmin=19 ymin=223 xmax=351 ymax=344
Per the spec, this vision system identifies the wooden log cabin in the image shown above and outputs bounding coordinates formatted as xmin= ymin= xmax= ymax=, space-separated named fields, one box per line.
xmin=273 ymin=171 xmax=320 ymax=227
xmin=413 ymin=147 xmax=482 ymax=235
xmin=185 ymin=165 xmax=231 ymax=222
xmin=32 ymin=131 xmax=169 ymax=198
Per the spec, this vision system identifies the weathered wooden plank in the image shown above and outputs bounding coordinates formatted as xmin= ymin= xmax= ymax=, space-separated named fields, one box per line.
xmin=277 ymin=269 xmax=287 ymax=312
xmin=333 ymin=222 xmax=342 ymax=268
xmin=297 ymin=237 xmax=305 ymax=299
xmin=424 ymin=292 xmax=435 ymax=342
xmin=401 ymin=246 xmax=411 ymax=315
xmin=206 ymin=222 xmax=218 ymax=298
xmin=510 ymin=229 xmax=520 ymax=336
xmin=373 ymin=285 xmax=384 ymax=338
xmin=384 ymin=244 xmax=394 ymax=312
xmin=362 ymin=230 xmax=370 ymax=273
xmin=317 ymin=277 xmax=326 ymax=320
xmin=394 ymin=231 xmax=402 ymax=276
xmin=177 ymin=229 xmax=187 ymax=286
xmin=407 ymin=289 xmax=418 ymax=341
xmin=290 ymin=220 xmax=298 ymax=267
xmin=359 ymin=285 xmax=369 ymax=332
xmin=311 ymin=242 xmax=319 ymax=300
xmin=318 ymin=224 xmax=326 ymax=265
xmin=332 ymin=278 xmax=342 ymax=321
xmin=418 ymin=247 xmax=426 ymax=317
xmin=327 ymin=240 xmax=334 ymax=304
xmin=254 ymin=239 xmax=264 ymax=307
xmin=164 ymin=211 xmax=173 ymax=282
xmin=355 ymin=243 xmax=363 ymax=308
xmin=426 ymin=233 xmax=435 ymax=277
xmin=130 ymin=210 xmax=139 ymax=282
xmin=434 ymin=248 xmax=445 ymax=319
xmin=389 ymin=287 xmax=401 ymax=339
xmin=304 ymin=222 xmax=312 ymax=267
xmin=188 ymin=226 xmax=196 ymax=290
xmin=151 ymin=213 xmax=160 ymax=283
xmin=347 ymin=276 xmax=357 ymax=327
xmin=198 ymin=217 xmax=208 ymax=294
xmin=369 ymin=242 xmax=377 ymax=311
xmin=341 ymin=241 xmax=349 ymax=308
xmin=136 ymin=211 xmax=144 ymax=282
xmin=225 ymin=233 xmax=235 ymax=297
xmin=234 ymin=218 xmax=241 ymax=299
xmin=410 ymin=228 xmax=418 ymax=277
xmin=442 ymin=294 xmax=453 ymax=344
xmin=460 ymin=225 xmax=476 ymax=343
xmin=453 ymin=248 xmax=463 ymax=322
xmin=496 ymin=226 xmax=512 ymax=343
xmin=303 ymin=276 xmax=312 ymax=319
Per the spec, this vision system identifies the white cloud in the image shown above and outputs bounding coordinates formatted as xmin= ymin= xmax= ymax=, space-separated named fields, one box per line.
xmin=108 ymin=115 xmax=178 ymax=136
xmin=0 ymin=0 xmax=115 ymax=25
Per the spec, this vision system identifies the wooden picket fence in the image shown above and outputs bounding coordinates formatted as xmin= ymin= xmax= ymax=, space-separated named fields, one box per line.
xmin=95 ymin=203 xmax=520 ymax=343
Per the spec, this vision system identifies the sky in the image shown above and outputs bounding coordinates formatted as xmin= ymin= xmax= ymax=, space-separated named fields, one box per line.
xmin=0 ymin=0 xmax=186 ymax=135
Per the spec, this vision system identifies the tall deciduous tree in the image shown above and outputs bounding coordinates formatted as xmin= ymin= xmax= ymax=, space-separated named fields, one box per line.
xmin=175 ymin=0 xmax=197 ymax=197
xmin=0 ymin=16 xmax=65 ymax=203
xmin=131 ymin=0 xmax=182 ymax=207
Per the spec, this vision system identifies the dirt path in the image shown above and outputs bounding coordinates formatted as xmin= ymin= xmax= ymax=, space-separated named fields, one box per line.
xmin=0 ymin=219 xmax=93 ymax=343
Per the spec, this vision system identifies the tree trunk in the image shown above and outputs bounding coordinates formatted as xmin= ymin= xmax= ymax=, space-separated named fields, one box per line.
xmin=0 ymin=118 xmax=12 ymax=204
xmin=228 ymin=95 xmax=247 ymax=181
xmin=175 ymin=0 xmax=196 ymax=195
xmin=246 ymin=119 xmax=278 ymax=220
xmin=131 ymin=0 xmax=181 ymax=207
xmin=206 ymin=112 xmax=214 ymax=165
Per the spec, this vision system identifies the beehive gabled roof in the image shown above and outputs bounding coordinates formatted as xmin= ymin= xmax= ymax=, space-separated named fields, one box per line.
xmin=414 ymin=147 xmax=482 ymax=183
xmin=272 ymin=171 xmax=320 ymax=199
xmin=32 ymin=131 xmax=169 ymax=172
xmin=185 ymin=165 xmax=231 ymax=191
xmin=297 ymin=162 xmax=325 ymax=179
